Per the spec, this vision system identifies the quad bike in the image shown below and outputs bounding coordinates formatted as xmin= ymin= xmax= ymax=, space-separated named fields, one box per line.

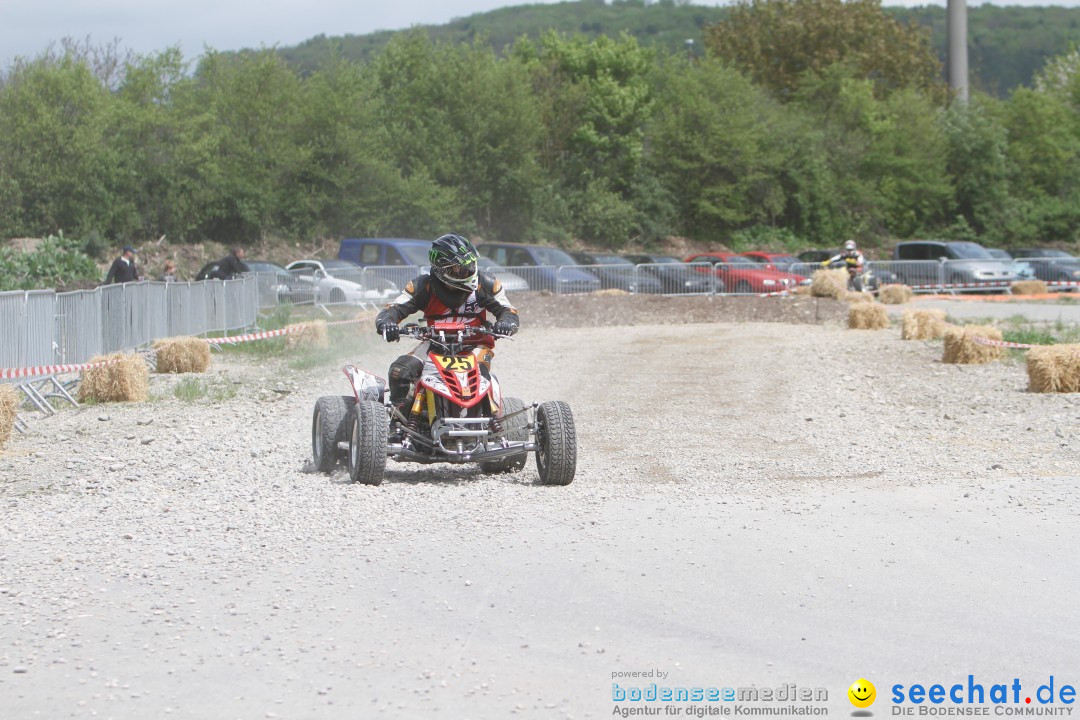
xmin=310 ymin=321 xmax=577 ymax=487
xmin=827 ymin=260 xmax=879 ymax=293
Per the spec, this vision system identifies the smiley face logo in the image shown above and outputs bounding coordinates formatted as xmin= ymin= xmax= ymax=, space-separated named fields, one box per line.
xmin=848 ymin=679 xmax=876 ymax=708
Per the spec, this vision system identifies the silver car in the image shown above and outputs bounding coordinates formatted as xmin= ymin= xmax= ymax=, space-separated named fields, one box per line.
xmin=283 ymin=259 xmax=398 ymax=305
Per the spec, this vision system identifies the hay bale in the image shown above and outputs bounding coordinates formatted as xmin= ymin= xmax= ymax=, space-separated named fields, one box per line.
xmin=0 ymin=384 xmax=17 ymax=450
xmin=77 ymin=353 xmax=149 ymax=403
xmin=284 ymin=320 xmax=330 ymax=350
xmin=901 ymin=309 xmax=948 ymax=340
xmin=153 ymin=336 xmax=211 ymax=374
xmin=848 ymin=303 xmax=890 ymax=330
xmin=1011 ymin=280 xmax=1048 ymax=296
xmin=1026 ymin=344 xmax=1080 ymax=393
xmin=810 ymin=268 xmax=848 ymax=299
xmin=843 ymin=290 xmax=874 ymax=304
xmin=879 ymin=284 xmax=914 ymax=305
xmin=591 ymin=288 xmax=630 ymax=296
xmin=942 ymin=325 xmax=1004 ymax=364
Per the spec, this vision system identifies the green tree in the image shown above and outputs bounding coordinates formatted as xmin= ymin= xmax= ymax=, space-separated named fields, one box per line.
xmin=0 ymin=53 xmax=115 ymax=238
xmin=795 ymin=64 xmax=952 ymax=239
xmin=368 ymin=32 xmax=546 ymax=240
xmin=705 ymin=0 xmax=947 ymax=103
xmin=517 ymin=32 xmax=664 ymax=246
xmin=173 ymin=49 xmax=307 ymax=242
xmin=646 ymin=58 xmax=796 ymax=242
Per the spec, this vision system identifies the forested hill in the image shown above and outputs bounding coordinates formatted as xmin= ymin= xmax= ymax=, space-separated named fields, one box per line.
xmin=278 ymin=1 xmax=1080 ymax=97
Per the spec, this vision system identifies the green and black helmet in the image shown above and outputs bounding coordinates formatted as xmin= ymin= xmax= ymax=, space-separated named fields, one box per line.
xmin=429 ymin=233 xmax=479 ymax=291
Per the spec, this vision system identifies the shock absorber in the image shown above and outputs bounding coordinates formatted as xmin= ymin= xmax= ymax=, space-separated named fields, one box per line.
xmin=489 ymin=396 xmax=504 ymax=435
xmin=403 ymin=391 xmax=424 ymax=449
xmin=488 ymin=397 xmax=507 ymax=448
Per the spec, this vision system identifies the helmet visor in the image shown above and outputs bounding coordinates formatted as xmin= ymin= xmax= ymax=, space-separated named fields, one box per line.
xmin=444 ymin=262 xmax=476 ymax=280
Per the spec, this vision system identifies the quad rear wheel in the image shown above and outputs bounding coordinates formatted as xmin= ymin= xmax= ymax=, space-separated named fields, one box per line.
xmin=312 ymin=395 xmax=355 ymax=472
xmin=480 ymin=397 xmax=529 ymax=474
xmin=348 ymin=400 xmax=388 ymax=485
xmin=535 ymin=400 xmax=577 ymax=486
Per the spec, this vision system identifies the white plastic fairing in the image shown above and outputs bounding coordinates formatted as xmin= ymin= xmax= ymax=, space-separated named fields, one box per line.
xmin=345 ymin=365 xmax=385 ymax=402
xmin=490 ymin=374 xmax=502 ymax=409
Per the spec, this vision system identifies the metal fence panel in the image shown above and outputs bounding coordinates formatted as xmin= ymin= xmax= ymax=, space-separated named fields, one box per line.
xmin=22 ymin=291 xmax=56 ymax=366
xmin=124 ymin=281 xmax=152 ymax=349
xmin=223 ymin=277 xmax=253 ymax=331
xmin=706 ymin=262 xmax=804 ymax=295
xmin=146 ymin=282 xmax=170 ymax=341
xmin=55 ymin=289 xmax=103 ymax=364
xmin=631 ymin=262 xmax=717 ymax=296
xmin=0 ymin=291 xmax=27 ymax=370
xmin=493 ymin=265 xmax=555 ymax=293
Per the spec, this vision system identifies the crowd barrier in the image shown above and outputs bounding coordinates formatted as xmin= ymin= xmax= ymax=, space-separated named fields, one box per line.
xmin=1 ymin=276 xmax=258 ymax=382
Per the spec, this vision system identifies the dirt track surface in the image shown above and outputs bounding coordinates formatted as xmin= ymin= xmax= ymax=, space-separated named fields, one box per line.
xmin=2 ymin=298 xmax=1079 ymax=719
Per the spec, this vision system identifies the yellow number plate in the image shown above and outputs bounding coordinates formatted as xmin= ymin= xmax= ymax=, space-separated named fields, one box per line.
xmin=433 ymin=355 xmax=475 ymax=371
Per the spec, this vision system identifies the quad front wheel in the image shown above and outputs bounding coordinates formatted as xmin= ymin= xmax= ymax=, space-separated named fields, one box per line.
xmin=348 ymin=400 xmax=388 ymax=485
xmin=535 ymin=400 xmax=577 ymax=486
xmin=312 ymin=395 xmax=355 ymax=472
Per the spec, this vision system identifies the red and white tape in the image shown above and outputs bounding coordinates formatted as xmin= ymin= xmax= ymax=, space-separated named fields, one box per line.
xmin=207 ymin=325 xmax=302 ymax=345
xmin=208 ymin=317 xmax=367 ymax=345
xmin=971 ymin=336 xmax=1036 ymax=349
xmin=0 ymin=356 xmax=127 ymax=380
xmin=907 ymin=281 xmax=1014 ymax=290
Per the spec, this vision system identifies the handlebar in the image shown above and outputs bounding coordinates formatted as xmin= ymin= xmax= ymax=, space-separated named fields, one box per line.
xmin=399 ymin=322 xmax=514 ymax=341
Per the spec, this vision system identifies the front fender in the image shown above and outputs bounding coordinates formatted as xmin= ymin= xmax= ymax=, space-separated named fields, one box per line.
xmin=344 ymin=365 xmax=386 ymax=403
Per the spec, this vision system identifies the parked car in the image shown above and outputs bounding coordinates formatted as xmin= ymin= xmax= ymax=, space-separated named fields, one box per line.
xmin=892 ymin=240 xmax=1019 ymax=288
xmin=740 ymin=251 xmax=801 ymax=271
xmin=986 ymin=249 xmax=1036 ymax=281
xmin=476 ymin=242 xmax=600 ymax=293
xmin=476 ymin=255 xmax=530 ymax=292
xmin=686 ymin=252 xmax=807 ymax=293
xmin=1006 ymin=248 xmax=1080 ymax=287
xmin=567 ymin=251 xmax=663 ymax=293
xmin=244 ymin=260 xmax=293 ymax=307
xmin=282 ymin=259 xmax=397 ymax=305
xmin=624 ymin=254 xmax=719 ymax=294
xmin=337 ymin=236 xmax=529 ymax=292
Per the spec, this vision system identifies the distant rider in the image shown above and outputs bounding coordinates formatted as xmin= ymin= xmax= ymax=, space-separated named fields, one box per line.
xmin=374 ymin=234 xmax=520 ymax=413
xmin=821 ymin=239 xmax=866 ymax=273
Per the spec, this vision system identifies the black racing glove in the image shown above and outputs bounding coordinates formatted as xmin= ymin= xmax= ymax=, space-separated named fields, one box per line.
xmin=377 ymin=320 xmax=400 ymax=342
xmin=492 ymin=320 xmax=517 ymax=337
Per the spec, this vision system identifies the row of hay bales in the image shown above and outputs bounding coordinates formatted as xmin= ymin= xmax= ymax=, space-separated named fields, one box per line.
xmin=0 ymin=321 xmax=333 ymax=450
xmin=891 ymin=306 xmax=1079 ymax=393
xmin=809 ymin=270 xmax=1080 ymax=393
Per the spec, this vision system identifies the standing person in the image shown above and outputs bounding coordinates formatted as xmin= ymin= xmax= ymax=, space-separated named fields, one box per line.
xmin=214 ymin=247 xmax=250 ymax=279
xmin=104 ymin=245 xmax=139 ymax=284
xmin=158 ymin=260 xmax=178 ymax=282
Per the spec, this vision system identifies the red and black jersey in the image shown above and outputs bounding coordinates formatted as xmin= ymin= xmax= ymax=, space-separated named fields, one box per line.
xmin=375 ymin=272 xmax=518 ymax=346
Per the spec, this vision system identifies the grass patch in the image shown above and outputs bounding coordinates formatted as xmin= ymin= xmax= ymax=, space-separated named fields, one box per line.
xmin=173 ymin=377 xmax=239 ymax=403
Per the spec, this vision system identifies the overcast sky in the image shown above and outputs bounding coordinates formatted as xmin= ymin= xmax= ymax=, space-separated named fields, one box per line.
xmin=3 ymin=0 xmax=1079 ymax=69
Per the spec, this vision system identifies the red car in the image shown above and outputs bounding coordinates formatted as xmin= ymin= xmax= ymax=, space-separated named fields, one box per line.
xmin=687 ymin=252 xmax=809 ymax=294
xmin=739 ymin=251 xmax=802 ymax=272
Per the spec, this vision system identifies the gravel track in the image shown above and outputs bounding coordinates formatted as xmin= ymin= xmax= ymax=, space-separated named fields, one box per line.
xmin=2 ymin=298 xmax=1078 ymax=719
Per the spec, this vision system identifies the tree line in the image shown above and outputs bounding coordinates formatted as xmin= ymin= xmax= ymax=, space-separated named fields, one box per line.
xmin=1 ymin=0 xmax=1079 ymax=256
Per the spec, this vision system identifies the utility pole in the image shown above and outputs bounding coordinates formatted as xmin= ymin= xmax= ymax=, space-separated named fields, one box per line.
xmin=947 ymin=0 xmax=969 ymax=102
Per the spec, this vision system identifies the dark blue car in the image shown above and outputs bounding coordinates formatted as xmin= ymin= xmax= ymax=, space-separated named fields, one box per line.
xmin=476 ymin=242 xmax=600 ymax=294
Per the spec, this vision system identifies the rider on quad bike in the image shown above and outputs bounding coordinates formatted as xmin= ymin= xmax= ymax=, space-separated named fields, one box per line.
xmin=822 ymin=239 xmax=866 ymax=274
xmin=822 ymin=239 xmax=872 ymax=291
xmin=374 ymin=234 xmax=520 ymax=414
